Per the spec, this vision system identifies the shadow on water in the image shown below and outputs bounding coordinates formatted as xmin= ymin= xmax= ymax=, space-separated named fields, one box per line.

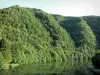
xmin=0 ymin=60 xmax=95 ymax=75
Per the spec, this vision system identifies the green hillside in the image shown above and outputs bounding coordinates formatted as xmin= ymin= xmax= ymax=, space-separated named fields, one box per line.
xmin=53 ymin=15 xmax=97 ymax=59
xmin=0 ymin=5 xmax=99 ymax=69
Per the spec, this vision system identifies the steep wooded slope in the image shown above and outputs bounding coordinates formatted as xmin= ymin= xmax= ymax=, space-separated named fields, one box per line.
xmin=0 ymin=6 xmax=74 ymax=69
xmin=0 ymin=5 xmax=99 ymax=69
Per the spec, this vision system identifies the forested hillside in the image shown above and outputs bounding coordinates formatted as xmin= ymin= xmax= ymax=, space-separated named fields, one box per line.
xmin=0 ymin=5 xmax=99 ymax=69
xmin=53 ymin=15 xmax=98 ymax=59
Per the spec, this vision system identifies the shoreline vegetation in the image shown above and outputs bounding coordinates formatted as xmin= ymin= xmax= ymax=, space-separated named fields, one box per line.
xmin=0 ymin=60 xmax=91 ymax=75
xmin=0 ymin=5 xmax=100 ymax=69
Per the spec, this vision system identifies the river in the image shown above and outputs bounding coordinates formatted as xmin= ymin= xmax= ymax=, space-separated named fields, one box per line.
xmin=0 ymin=60 xmax=95 ymax=75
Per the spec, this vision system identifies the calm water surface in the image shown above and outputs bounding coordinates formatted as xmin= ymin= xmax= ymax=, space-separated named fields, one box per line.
xmin=0 ymin=60 xmax=95 ymax=75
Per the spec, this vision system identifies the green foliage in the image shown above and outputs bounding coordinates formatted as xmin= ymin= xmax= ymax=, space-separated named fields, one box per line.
xmin=0 ymin=52 xmax=4 ymax=69
xmin=0 ymin=39 xmax=12 ymax=64
xmin=0 ymin=6 xmax=75 ymax=69
xmin=0 ymin=39 xmax=12 ymax=69
xmin=0 ymin=6 xmax=99 ymax=69
xmin=54 ymin=15 xmax=97 ymax=59
xmin=83 ymin=16 xmax=100 ymax=49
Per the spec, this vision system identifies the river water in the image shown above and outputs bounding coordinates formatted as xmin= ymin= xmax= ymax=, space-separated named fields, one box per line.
xmin=0 ymin=60 xmax=95 ymax=75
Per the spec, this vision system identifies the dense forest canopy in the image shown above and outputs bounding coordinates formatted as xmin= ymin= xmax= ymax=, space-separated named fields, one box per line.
xmin=0 ymin=5 xmax=100 ymax=69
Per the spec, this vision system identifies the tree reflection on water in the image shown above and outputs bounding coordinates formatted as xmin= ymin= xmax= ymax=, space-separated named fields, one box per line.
xmin=0 ymin=60 xmax=94 ymax=75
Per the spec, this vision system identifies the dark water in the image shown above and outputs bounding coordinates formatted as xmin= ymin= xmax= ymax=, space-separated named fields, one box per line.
xmin=0 ymin=60 xmax=95 ymax=75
